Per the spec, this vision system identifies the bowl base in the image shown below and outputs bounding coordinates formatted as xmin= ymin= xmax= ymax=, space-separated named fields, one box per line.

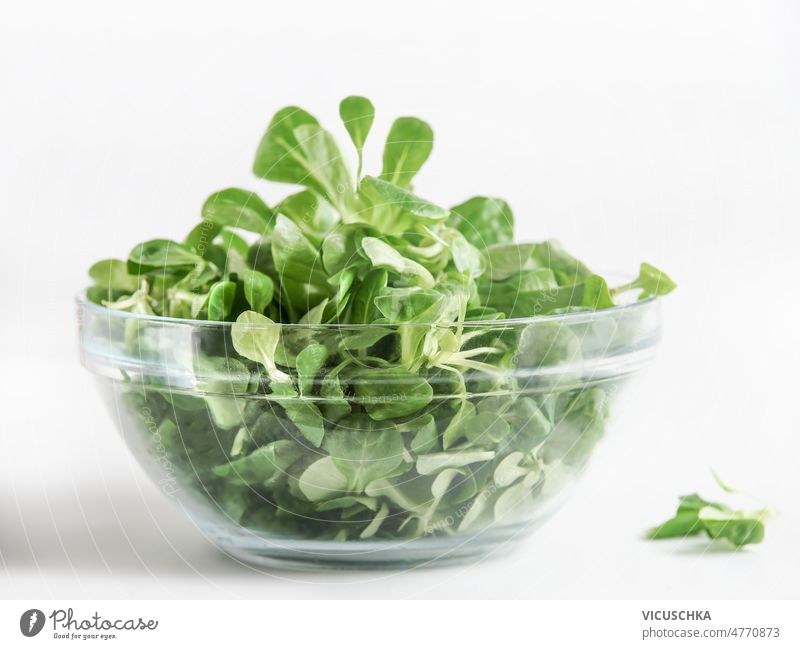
xmin=210 ymin=522 xmax=539 ymax=572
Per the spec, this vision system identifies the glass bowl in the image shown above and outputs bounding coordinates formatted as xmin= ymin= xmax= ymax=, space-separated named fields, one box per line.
xmin=77 ymin=293 xmax=661 ymax=570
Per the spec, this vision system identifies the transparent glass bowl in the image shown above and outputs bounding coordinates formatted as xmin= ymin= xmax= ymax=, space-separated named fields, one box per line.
xmin=78 ymin=294 xmax=661 ymax=570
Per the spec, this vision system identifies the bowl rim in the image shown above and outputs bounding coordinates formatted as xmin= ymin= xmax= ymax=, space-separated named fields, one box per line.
xmin=76 ymin=289 xmax=659 ymax=329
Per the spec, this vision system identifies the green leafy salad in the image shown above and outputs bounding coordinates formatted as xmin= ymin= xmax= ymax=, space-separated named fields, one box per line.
xmin=85 ymin=97 xmax=676 ymax=542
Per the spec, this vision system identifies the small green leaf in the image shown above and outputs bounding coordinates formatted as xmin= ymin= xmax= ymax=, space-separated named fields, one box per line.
xmin=89 ymin=259 xmax=138 ymax=293
xmin=349 ymin=268 xmax=388 ymax=323
xmin=581 ymin=275 xmax=615 ymax=310
xmin=331 ymin=267 xmax=357 ymax=319
xmin=207 ymin=281 xmax=237 ymax=321
xmin=298 ymin=456 xmax=348 ymax=501
xmin=493 ymin=452 xmax=529 ymax=488
xmin=213 ymin=440 xmax=303 ymax=485
xmin=450 ymin=232 xmax=484 ymax=277
xmin=271 ymin=214 xmax=331 ymax=314
xmin=320 ymin=371 xmax=351 ymax=422
xmin=483 ymin=243 xmax=537 ymax=281
xmin=616 ymin=262 xmax=677 ymax=298
xmin=531 ymin=239 xmax=593 ymax=284
xmin=339 ymin=95 xmax=375 ymax=180
xmin=340 ymin=326 xmax=394 ymax=351
xmin=380 ymin=116 xmax=434 ymax=188
xmin=242 ymin=269 xmax=274 ymax=313
xmin=231 ymin=311 xmax=280 ymax=370
xmin=373 ymin=286 xmax=444 ymax=322
xmin=408 ymin=414 xmax=438 ymax=455
xmin=278 ymin=191 xmax=339 ymax=241
xmin=448 ymin=197 xmax=514 ymax=249
xmin=464 ymin=411 xmax=510 ymax=445
xmin=647 ymin=478 xmax=768 ymax=549
xmin=416 ymin=449 xmax=495 ymax=475
xmin=218 ymin=228 xmax=251 ymax=262
xmin=284 ymin=401 xmax=326 ymax=447
xmin=353 ymin=366 xmax=434 ymax=420
xmin=360 ymin=176 xmax=449 ymax=223
xmin=442 ymin=399 xmax=476 ymax=449
xmin=494 ymin=477 xmax=537 ymax=522
xmin=184 ymin=221 xmax=223 ymax=253
xmin=325 ymin=417 xmax=405 ymax=491
xmin=361 ymin=236 xmax=435 ymax=288
xmin=252 ymin=106 xmax=320 ymax=182
xmin=296 ymin=343 xmax=328 ymax=397
xmin=127 ymin=239 xmax=203 ymax=275
xmin=647 ymin=512 xmax=704 ymax=539
xmin=297 ymin=299 xmax=328 ymax=325
xmin=515 ymin=322 xmax=582 ymax=369
xmin=702 ymin=518 xmax=765 ymax=548
xmin=202 ymin=188 xmax=274 ymax=234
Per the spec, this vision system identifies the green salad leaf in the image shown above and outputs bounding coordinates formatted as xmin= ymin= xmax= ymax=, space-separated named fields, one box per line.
xmin=380 ymin=116 xmax=433 ymax=188
xmin=647 ymin=474 xmax=769 ymax=549
xmin=339 ymin=95 xmax=375 ymax=181
xmin=202 ymin=188 xmax=274 ymax=234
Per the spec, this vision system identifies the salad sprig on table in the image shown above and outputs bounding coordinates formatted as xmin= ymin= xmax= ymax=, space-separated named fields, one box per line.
xmin=647 ymin=473 xmax=769 ymax=549
xmin=86 ymin=97 xmax=676 ymax=541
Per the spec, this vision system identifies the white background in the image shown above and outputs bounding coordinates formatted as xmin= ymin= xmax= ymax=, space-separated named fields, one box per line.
xmin=1 ymin=0 xmax=798 ymax=599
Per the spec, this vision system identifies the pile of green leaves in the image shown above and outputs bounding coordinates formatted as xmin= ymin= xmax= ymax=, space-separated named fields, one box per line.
xmin=88 ymin=97 xmax=676 ymax=542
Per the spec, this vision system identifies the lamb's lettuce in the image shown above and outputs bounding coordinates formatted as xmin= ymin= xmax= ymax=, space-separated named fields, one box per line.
xmin=87 ymin=97 xmax=676 ymax=542
xmin=647 ymin=474 xmax=768 ymax=549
